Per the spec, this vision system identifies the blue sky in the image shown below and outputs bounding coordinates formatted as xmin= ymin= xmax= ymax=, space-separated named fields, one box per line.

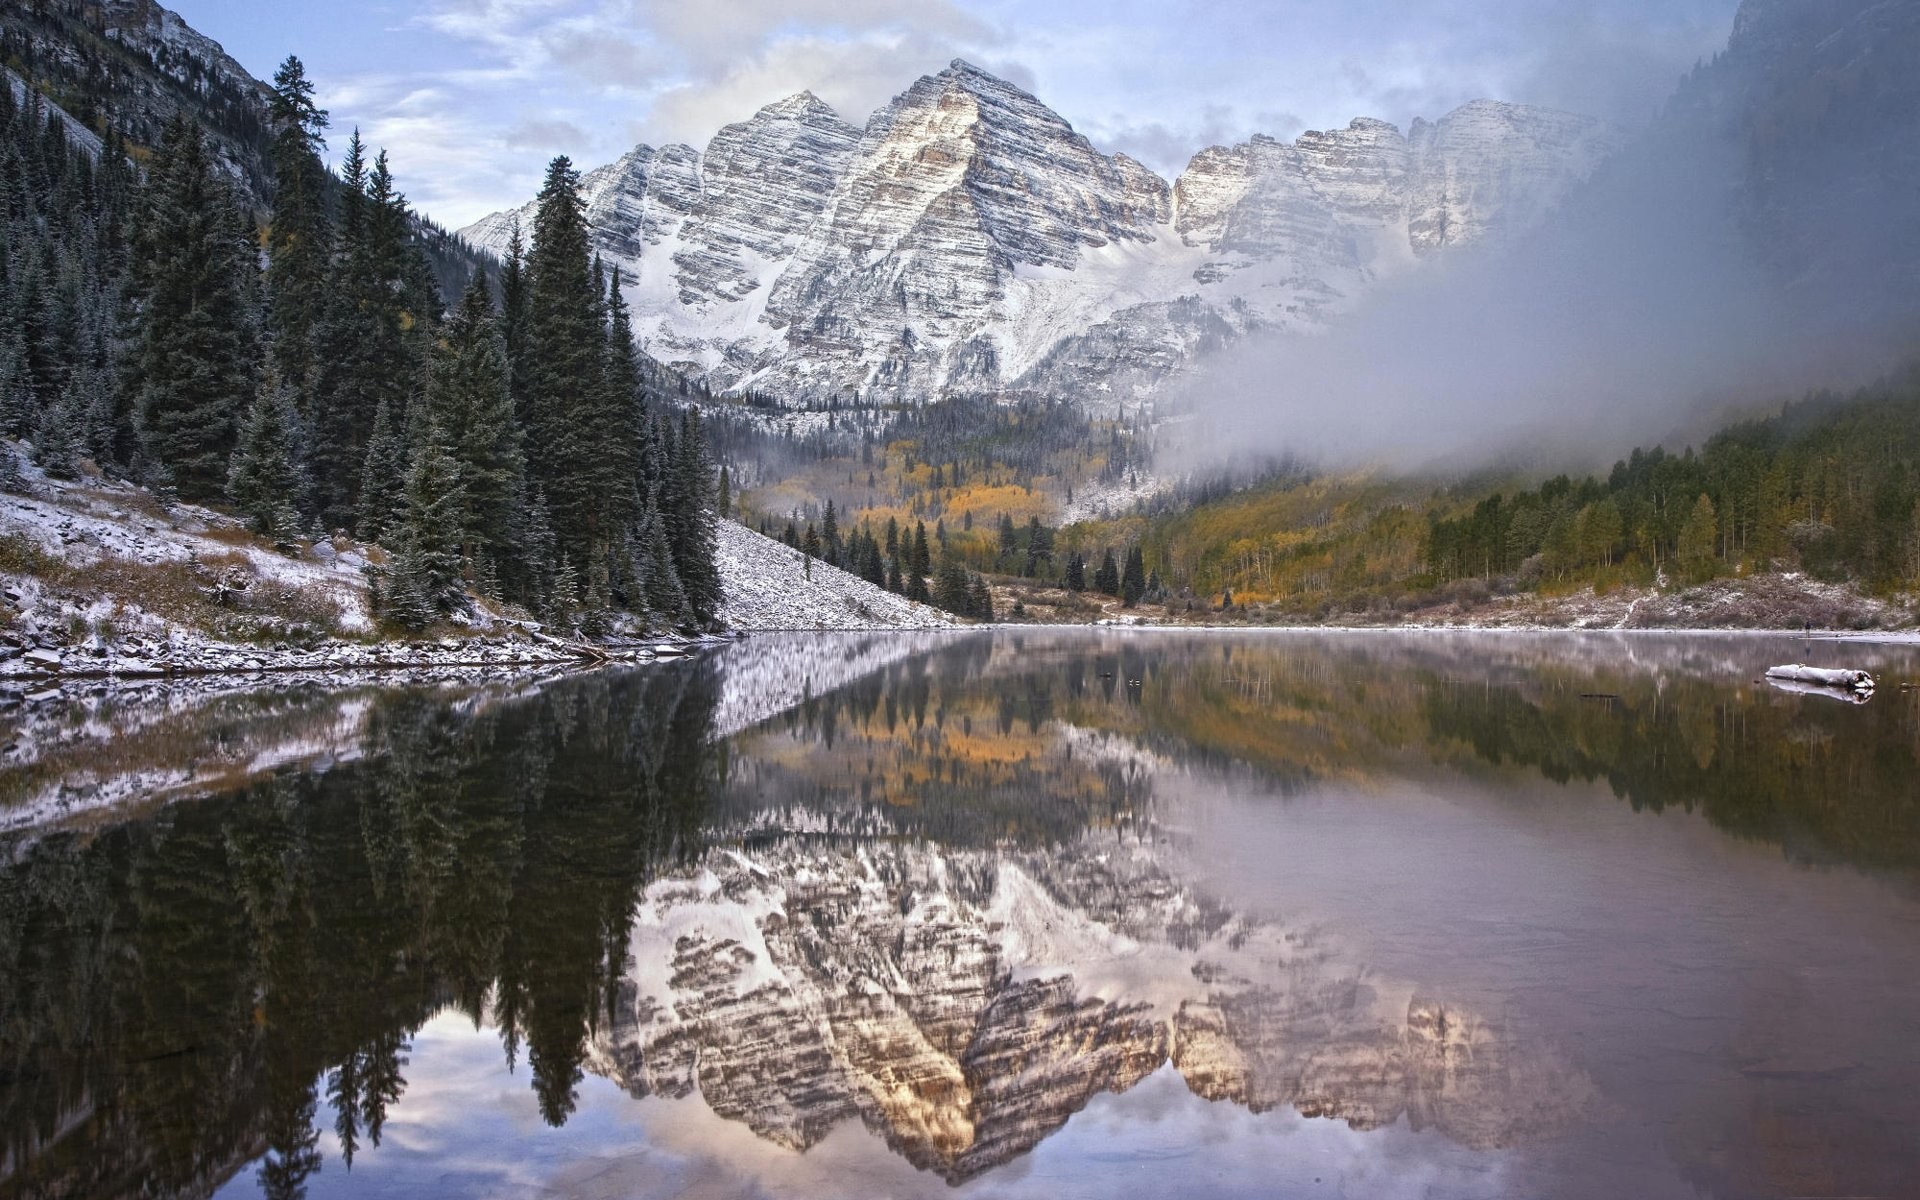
xmin=168 ymin=0 xmax=1741 ymax=230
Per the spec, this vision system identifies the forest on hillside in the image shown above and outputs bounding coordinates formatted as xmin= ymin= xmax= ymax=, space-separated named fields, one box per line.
xmin=0 ymin=57 xmax=721 ymax=633
xmin=1087 ymin=372 xmax=1920 ymax=619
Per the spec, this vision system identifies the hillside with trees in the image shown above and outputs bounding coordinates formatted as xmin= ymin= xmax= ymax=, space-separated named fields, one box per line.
xmin=1051 ymin=371 xmax=1920 ymax=626
xmin=0 ymin=55 xmax=722 ymax=635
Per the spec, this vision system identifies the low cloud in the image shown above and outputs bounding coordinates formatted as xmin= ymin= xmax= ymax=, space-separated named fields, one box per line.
xmin=1162 ymin=117 xmax=1894 ymax=479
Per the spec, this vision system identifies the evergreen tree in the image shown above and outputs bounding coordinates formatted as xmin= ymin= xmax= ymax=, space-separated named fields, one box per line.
xmin=227 ymin=380 xmax=310 ymax=543
xmin=636 ymin=501 xmax=691 ymax=627
xmin=1094 ymin=549 xmax=1120 ymax=596
xmin=594 ymin=266 xmax=642 ymax=538
xmin=1064 ymin=550 xmax=1087 ymax=592
xmin=356 ymin=397 xmax=406 ymax=542
xmin=660 ymin=409 xmax=721 ymax=625
xmin=498 ymin=221 xmax=530 ymax=401
xmin=821 ymin=499 xmax=841 ymax=566
xmin=1121 ymin=546 xmax=1146 ymax=607
xmin=518 ymin=487 xmax=560 ymax=615
xmin=429 ymin=272 xmax=524 ymax=587
xmin=933 ymin=557 xmax=971 ymax=615
xmin=126 ymin=115 xmax=259 ymax=500
xmin=968 ymin=575 xmax=994 ymax=621
xmin=522 ymin=156 xmax=604 ymax=564
xmin=908 ymin=521 xmax=931 ymax=602
xmin=314 ymin=137 xmax=431 ymax=530
xmin=31 ymin=383 xmax=84 ymax=479
xmin=1023 ymin=516 xmax=1052 ymax=577
xmin=386 ymin=424 xmax=468 ymax=626
xmin=265 ymin=56 xmax=332 ymax=422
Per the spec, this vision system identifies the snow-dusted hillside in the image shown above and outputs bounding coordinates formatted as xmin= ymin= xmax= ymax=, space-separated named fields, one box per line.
xmin=462 ymin=62 xmax=1619 ymax=404
xmin=715 ymin=520 xmax=957 ymax=632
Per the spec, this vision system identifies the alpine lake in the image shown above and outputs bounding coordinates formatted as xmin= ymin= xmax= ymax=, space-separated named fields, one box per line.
xmin=3 ymin=629 xmax=1919 ymax=1200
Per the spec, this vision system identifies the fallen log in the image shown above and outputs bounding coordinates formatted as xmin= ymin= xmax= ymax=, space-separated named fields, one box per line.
xmin=1764 ymin=664 xmax=1875 ymax=692
xmin=1764 ymin=676 xmax=1873 ymax=704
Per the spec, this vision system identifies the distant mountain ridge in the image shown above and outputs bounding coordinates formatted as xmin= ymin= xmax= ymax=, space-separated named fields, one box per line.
xmin=461 ymin=63 xmax=1621 ymax=406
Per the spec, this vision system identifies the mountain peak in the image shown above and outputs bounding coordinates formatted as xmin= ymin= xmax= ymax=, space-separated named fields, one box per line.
xmin=760 ymin=90 xmax=840 ymax=121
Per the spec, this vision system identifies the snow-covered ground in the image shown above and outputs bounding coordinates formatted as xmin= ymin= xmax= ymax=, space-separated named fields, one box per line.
xmin=709 ymin=630 xmax=957 ymax=738
xmin=716 ymin=520 xmax=959 ymax=631
xmin=0 ymin=447 xmax=955 ymax=696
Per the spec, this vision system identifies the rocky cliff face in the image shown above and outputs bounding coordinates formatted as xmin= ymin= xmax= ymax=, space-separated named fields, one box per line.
xmin=587 ymin=834 xmax=1594 ymax=1181
xmin=462 ymin=63 xmax=1620 ymax=406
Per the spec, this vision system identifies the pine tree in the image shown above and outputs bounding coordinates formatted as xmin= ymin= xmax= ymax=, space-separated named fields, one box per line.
xmin=498 ymin=221 xmax=530 ymax=400
xmin=429 ymin=272 xmax=524 ymax=588
xmin=265 ymin=56 xmax=332 ymax=422
xmin=821 ymin=499 xmax=841 ymax=567
xmin=908 ymin=521 xmax=931 ymax=602
xmin=32 ymin=383 xmax=83 ymax=479
xmin=1064 ymin=550 xmax=1086 ymax=592
xmin=933 ymin=557 xmax=971 ymax=615
xmin=227 ymin=379 xmax=310 ymax=543
xmin=518 ymin=488 xmax=560 ymax=614
xmin=1023 ymin=517 xmax=1052 ymax=577
xmin=1094 ymin=549 xmax=1120 ymax=596
xmin=968 ymin=575 xmax=994 ymax=622
xmin=386 ymin=424 xmax=468 ymax=625
xmin=126 ymin=115 xmax=259 ymax=500
xmin=522 ymin=157 xmax=604 ymax=565
xmin=314 ymin=137 xmax=431 ymax=530
xmin=356 ymin=398 xmax=407 ymax=542
xmin=594 ymin=266 xmax=642 ymax=538
xmin=636 ymin=501 xmax=691 ymax=627
xmin=660 ymin=409 xmax=721 ymax=625
xmin=1121 ymin=546 xmax=1146 ymax=607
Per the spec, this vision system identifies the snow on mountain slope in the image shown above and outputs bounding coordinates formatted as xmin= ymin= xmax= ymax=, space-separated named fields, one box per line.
xmin=463 ymin=64 xmax=1620 ymax=404
xmin=715 ymin=519 xmax=957 ymax=632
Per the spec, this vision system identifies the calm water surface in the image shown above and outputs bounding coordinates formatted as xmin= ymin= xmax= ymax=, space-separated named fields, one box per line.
xmin=3 ymin=630 xmax=1919 ymax=1199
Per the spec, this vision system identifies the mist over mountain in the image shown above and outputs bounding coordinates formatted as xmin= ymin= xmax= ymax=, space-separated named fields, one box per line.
xmin=1166 ymin=0 xmax=1920 ymax=471
xmin=457 ymin=0 xmax=1919 ymax=479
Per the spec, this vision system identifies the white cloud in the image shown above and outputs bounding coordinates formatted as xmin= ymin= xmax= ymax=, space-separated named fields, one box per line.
xmin=289 ymin=0 xmax=1740 ymax=232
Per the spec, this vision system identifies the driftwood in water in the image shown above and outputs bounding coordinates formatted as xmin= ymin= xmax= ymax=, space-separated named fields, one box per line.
xmin=1764 ymin=676 xmax=1874 ymax=704
xmin=1764 ymin=664 xmax=1875 ymax=692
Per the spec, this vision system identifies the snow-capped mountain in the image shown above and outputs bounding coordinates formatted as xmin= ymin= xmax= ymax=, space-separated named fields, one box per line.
xmin=462 ymin=62 xmax=1621 ymax=405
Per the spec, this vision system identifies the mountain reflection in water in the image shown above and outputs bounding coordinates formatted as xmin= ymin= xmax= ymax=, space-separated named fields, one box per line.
xmin=1 ymin=630 xmax=1917 ymax=1200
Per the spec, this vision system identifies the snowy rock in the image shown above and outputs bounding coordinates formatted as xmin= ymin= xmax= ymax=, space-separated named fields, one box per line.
xmin=461 ymin=64 xmax=1619 ymax=404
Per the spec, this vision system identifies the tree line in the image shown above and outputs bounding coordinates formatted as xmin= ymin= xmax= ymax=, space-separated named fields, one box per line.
xmin=767 ymin=501 xmax=1000 ymax=620
xmin=1427 ymin=375 xmax=1920 ymax=592
xmin=0 ymin=57 xmax=721 ymax=631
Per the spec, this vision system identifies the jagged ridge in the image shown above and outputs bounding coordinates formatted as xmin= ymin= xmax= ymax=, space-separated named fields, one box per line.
xmin=461 ymin=62 xmax=1621 ymax=405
